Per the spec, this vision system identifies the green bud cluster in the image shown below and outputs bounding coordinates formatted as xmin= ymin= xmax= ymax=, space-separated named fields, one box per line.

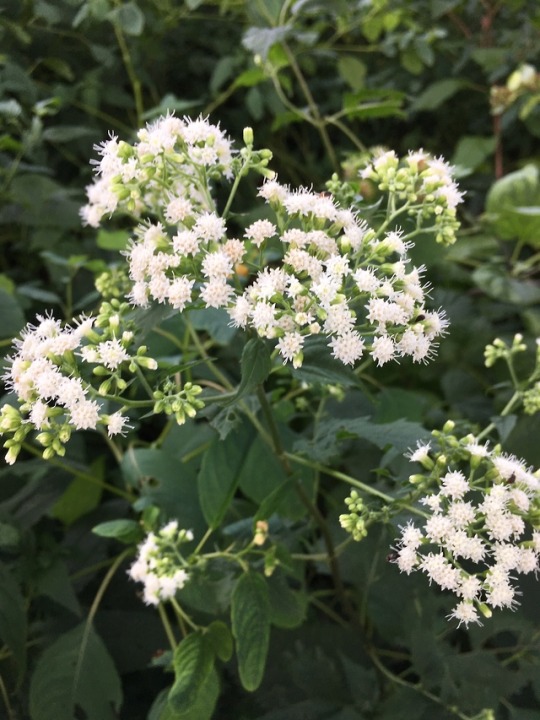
xmin=339 ymin=491 xmax=368 ymax=541
xmin=153 ymin=381 xmax=205 ymax=425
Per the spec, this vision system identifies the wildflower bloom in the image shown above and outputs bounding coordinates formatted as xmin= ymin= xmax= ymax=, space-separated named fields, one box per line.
xmin=81 ymin=114 xmax=460 ymax=370
xmin=128 ymin=522 xmax=193 ymax=605
xmin=393 ymin=428 xmax=540 ymax=626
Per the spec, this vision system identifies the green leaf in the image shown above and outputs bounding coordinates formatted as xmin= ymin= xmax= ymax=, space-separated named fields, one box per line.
xmin=231 ymin=572 xmax=271 ymax=691
xmin=267 ymin=572 xmax=306 ymax=629
xmin=188 ymin=307 xmax=236 ymax=344
xmin=29 ymin=623 xmax=122 ymax=720
xmin=198 ymin=425 xmax=255 ymax=528
xmin=153 ymin=668 xmax=219 ymax=720
xmin=242 ymin=25 xmax=291 ymax=61
xmin=0 ymin=562 xmax=27 ymax=680
xmin=51 ymin=458 xmax=103 ymax=525
xmin=121 ymin=448 xmax=207 ymax=537
xmin=452 ymin=135 xmax=496 ymax=174
xmin=485 ymin=164 xmax=540 ymax=246
xmin=108 ymin=1 xmax=145 ymax=36
xmin=411 ymin=78 xmax=469 ymax=112
xmin=292 ymin=336 xmax=359 ymax=387
xmin=96 ymin=229 xmax=130 ymax=251
xmin=472 ymin=264 xmax=540 ymax=305
xmin=42 ymin=125 xmax=95 ymax=143
xmin=206 ymin=621 xmax=233 ymax=662
xmin=0 ymin=288 xmax=25 ymax=338
xmin=92 ymin=519 xmax=144 ymax=544
xmin=230 ymin=336 xmax=272 ymax=402
xmin=294 ymin=417 xmax=430 ymax=464
xmin=169 ymin=632 xmax=214 ymax=713
xmin=337 ymin=56 xmax=366 ymax=91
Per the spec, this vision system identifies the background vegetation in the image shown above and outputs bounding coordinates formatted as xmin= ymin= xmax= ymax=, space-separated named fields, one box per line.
xmin=1 ymin=1 xmax=540 ymax=719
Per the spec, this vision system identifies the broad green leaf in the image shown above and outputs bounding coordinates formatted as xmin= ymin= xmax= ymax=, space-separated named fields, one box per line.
xmin=169 ymin=632 xmax=214 ymax=713
xmin=206 ymin=621 xmax=233 ymax=662
xmin=228 ymin=336 xmax=272 ymax=403
xmin=0 ymin=562 xmax=27 ymax=680
xmin=92 ymin=519 xmax=144 ymax=544
xmin=485 ymin=165 xmax=540 ymax=246
xmin=51 ymin=458 xmax=104 ymax=525
xmin=267 ymin=572 xmax=306 ymax=629
xmin=96 ymin=229 xmax=130 ymax=251
xmin=29 ymin=623 xmax=122 ymax=720
xmin=411 ymin=79 xmax=469 ymax=112
xmin=233 ymin=67 xmax=266 ymax=89
xmin=472 ymin=264 xmax=540 ymax=305
xmin=35 ymin=558 xmax=81 ymax=615
xmin=294 ymin=416 xmax=430 ymax=464
xmin=452 ymin=135 xmax=496 ymax=174
xmin=231 ymin=572 xmax=271 ymax=691
xmin=0 ymin=288 xmax=25 ymax=338
xmin=198 ymin=425 xmax=255 ymax=528
xmin=152 ymin=668 xmax=219 ymax=720
xmin=188 ymin=307 xmax=236 ymax=344
xmin=337 ymin=56 xmax=366 ymax=91
xmin=121 ymin=448 xmax=206 ymax=537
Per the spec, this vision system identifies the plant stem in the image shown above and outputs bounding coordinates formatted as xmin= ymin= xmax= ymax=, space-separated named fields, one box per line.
xmin=158 ymin=604 xmax=178 ymax=651
xmin=256 ymin=386 xmax=356 ymax=620
xmin=21 ymin=443 xmax=133 ymax=500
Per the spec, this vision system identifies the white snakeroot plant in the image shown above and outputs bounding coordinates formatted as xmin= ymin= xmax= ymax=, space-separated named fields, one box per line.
xmin=80 ymin=114 xmax=458 ymax=372
xmin=393 ymin=422 xmax=540 ymax=627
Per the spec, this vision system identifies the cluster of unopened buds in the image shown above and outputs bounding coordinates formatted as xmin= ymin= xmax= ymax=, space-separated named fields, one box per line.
xmin=128 ymin=521 xmax=193 ymax=606
xmin=393 ymin=422 xmax=540 ymax=627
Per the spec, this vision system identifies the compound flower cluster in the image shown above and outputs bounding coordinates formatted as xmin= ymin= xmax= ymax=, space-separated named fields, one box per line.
xmin=128 ymin=521 xmax=193 ymax=606
xmin=395 ymin=425 xmax=540 ymax=627
xmin=0 ymin=300 xmax=156 ymax=464
xmin=82 ymin=114 xmax=459 ymax=370
xmin=361 ymin=148 xmax=463 ymax=246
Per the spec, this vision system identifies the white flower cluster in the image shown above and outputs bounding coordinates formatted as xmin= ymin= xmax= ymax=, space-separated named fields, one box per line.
xmin=229 ymin=180 xmax=449 ymax=368
xmin=361 ymin=149 xmax=463 ymax=245
xmin=128 ymin=521 xmax=193 ymax=606
xmin=80 ymin=114 xmax=234 ymax=228
xmin=395 ymin=433 xmax=540 ymax=627
xmin=82 ymin=115 xmax=457 ymax=371
xmin=0 ymin=302 xmax=156 ymax=464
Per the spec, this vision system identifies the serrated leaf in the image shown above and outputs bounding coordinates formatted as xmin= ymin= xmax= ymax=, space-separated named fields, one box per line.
xmin=231 ymin=572 xmax=271 ymax=691
xmin=206 ymin=621 xmax=233 ymax=662
xmin=198 ymin=425 xmax=255 ymax=528
xmin=169 ymin=632 xmax=214 ymax=713
xmin=294 ymin=416 xmax=430 ymax=463
xmin=29 ymin=623 xmax=122 ymax=720
xmin=229 ymin=336 xmax=272 ymax=402
xmin=92 ymin=519 xmax=144 ymax=544
xmin=267 ymin=572 xmax=306 ymax=629
xmin=0 ymin=562 xmax=27 ymax=680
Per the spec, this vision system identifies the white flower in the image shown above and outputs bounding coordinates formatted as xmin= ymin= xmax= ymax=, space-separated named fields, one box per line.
xmin=245 ymin=219 xmax=276 ymax=247
xmin=106 ymin=412 xmax=131 ymax=437
xmin=277 ymin=332 xmax=304 ymax=367
xmin=370 ymin=335 xmax=396 ymax=366
xmin=329 ymin=331 xmax=365 ymax=366
xmin=448 ymin=601 xmax=481 ymax=628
